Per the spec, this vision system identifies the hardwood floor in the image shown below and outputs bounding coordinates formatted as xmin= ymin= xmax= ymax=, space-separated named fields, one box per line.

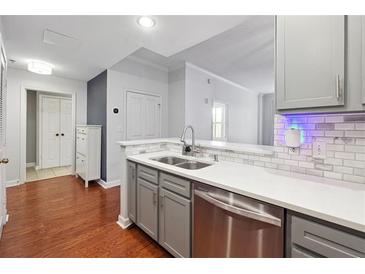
xmin=0 ymin=175 xmax=171 ymax=258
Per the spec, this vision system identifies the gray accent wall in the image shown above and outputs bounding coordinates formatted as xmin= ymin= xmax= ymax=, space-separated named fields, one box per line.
xmin=26 ymin=90 xmax=37 ymax=164
xmin=87 ymin=70 xmax=107 ymax=181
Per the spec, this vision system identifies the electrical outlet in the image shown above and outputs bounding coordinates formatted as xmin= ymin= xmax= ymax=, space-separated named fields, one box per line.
xmin=313 ymin=142 xmax=326 ymax=159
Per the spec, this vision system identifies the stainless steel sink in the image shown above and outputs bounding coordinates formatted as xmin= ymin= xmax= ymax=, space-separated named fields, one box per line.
xmin=152 ymin=156 xmax=186 ymax=165
xmin=175 ymin=161 xmax=211 ymax=170
xmin=151 ymin=156 xmax=211 ymax=170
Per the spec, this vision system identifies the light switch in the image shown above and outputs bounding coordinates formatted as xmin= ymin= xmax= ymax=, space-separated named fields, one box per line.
xmin=313 ymin=142 xmax=326 ymax=159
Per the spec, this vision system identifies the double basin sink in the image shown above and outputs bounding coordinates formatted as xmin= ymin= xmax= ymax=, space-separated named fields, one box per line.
xmin=151 ymin=156 xmax=212 ymax=170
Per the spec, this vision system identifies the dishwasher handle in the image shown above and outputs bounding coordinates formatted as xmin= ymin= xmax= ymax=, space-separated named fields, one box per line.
xmin=194 ymin=189 xmax=282 ymax=227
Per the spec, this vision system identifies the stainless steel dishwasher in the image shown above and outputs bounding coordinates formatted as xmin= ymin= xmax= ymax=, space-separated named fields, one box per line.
xmin=193 ymin=182 xmax=284 ymax=258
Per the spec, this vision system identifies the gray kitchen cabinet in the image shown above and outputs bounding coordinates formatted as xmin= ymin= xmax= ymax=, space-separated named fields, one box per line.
xmin=159 ymin=188 xmax=191 ymax=258
xmin=286 ymin=213 xmax=365 ymax=258
xmin=127 ymin=161 xmax=137 ymax=223
xmin=276 ymin=16 xmax=345 ymax=110
xmin=137 ymin=178 xmax=159 ymax=241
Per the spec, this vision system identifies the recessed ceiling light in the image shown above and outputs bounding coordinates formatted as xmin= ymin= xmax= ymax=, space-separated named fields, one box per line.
xmin=27 ymin=61 xmax=53 ymax=75
xmin=137 ymin=16 xmax=155 ymax=28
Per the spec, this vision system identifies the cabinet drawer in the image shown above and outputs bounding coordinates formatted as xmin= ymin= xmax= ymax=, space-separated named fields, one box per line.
xmin=77 ymin=127 xmax=87 ymax=135
xmin=160 ymin=172 xmax=191 ymax=198
xmin=76 ymin=154 xmax=86 ymax=180
xmin=137 ymin=165 xmax=158 ymax=185
xmin=76 ymin=134 xmax=87 ymax=156
xmin=291 ymin=215 xmax=365 ymax=258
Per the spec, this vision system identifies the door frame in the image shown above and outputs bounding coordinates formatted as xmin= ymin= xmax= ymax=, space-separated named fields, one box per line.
xmin=38 ymin=93 xmax=72 ymax=169
xmin=20 ymin=87 xmax=76 ymax=184
xmin=123 ymin=88 xmax=162 ymax=140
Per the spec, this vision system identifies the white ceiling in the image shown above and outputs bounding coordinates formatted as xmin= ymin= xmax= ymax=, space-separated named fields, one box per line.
xmin=169 ymin=15 xmax=275 ymax=93
xmin=114 ymin=16 xmax=275 ymax=94
xmin=1 ymin=15 xmax=249 ymax=81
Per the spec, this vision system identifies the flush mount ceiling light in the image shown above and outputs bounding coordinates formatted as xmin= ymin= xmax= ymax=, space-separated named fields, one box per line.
xmin=27 ymin=61 xmax=53 ymax=75
xmin=137 ymin=16 xmax=156 ymax=28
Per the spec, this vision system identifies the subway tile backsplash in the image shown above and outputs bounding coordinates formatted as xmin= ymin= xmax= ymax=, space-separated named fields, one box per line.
xmin=124 ymin=113 xmax=365 ymax=185
xmin=273 ymin=113 xmax=365 ymax=184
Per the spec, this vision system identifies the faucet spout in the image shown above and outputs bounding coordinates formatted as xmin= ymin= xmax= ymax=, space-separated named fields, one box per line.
xmin=180 ymin=125 xmax=195 ymax=156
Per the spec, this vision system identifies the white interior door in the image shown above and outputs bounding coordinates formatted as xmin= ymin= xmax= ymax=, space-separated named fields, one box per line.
xmin=126 ymin=91 xmax=161 ymax=140
xmin=41 ymin=97 xmax=61 ymax=168
xmin=0 ymin=36 xmax=8 ymax=235
xmin=60 ymin=99 xmax=72 ymax=166
xmin=144 ymin=95 xmax=160 ymax=138
xmin=126 ymin=92 xmax=145 ymax=140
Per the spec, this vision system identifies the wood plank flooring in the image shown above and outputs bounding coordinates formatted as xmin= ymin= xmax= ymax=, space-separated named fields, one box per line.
xmin=0 ymin=175 xmax=171 ymax=258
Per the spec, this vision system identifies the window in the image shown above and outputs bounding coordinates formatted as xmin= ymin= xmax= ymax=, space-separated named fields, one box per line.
xmin=212 ymin=102 xmax=227 ymax=141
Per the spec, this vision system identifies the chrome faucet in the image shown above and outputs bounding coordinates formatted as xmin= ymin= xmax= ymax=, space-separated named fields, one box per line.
xmin=180 ymin=125 xmax=197 ymax=156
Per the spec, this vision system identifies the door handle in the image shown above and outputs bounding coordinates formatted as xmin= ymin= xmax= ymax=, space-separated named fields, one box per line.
xmin=1 ymin=158 xmax=9 ymax=164
xmin=194 ymin=189 xmax=282 ymax=227
xmin=336 ymin=74 xmax=341 ymax=100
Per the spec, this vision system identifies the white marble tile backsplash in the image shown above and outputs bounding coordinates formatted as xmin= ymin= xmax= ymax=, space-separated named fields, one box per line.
xmin=124 ymin=113 xmax=365 ymax=185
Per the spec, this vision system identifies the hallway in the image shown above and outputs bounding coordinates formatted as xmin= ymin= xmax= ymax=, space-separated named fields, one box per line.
xmin=0 ymin=176 xmax=170 ymax=258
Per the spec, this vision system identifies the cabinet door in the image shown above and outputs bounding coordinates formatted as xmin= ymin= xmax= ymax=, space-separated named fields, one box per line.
xmin=137 ymin=178 xmax=158 ymax=241
xmin=276 ymin=16 xmax=345 ymax=110
xmin=159 ymin=188 xmax=191 ymax=258
xmin=127 ymin=162 xmax=137 ymax=223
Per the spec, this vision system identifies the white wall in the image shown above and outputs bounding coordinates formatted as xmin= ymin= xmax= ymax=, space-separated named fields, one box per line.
xmin=106 ymin=58 xmax=168 ymax=183
xmin=6 ymin=68 xmax=87 ymax=184
xmin=168 ymin=66 xmax=185 ymax=137
xmin=185 ymin=63 xmax=260 ymax=144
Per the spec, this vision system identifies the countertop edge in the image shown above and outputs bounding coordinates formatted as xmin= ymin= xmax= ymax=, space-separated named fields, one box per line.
xmin=127 ymin=155 xmax=365 ymax=234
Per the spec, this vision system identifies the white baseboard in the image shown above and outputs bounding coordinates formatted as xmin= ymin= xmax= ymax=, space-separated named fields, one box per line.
xmin=117 ymin=214 xmax=132 ymax=229
xmin=97 ymin=179 xmax=120 ymax=189
xmin=6 ymin=179 xmax=21 ymax=188
xmin=26 ymin=162 xmax=35 ymax=167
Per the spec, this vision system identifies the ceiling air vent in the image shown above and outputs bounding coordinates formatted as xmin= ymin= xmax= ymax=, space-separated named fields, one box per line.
xmin=43 ymin=29 xmax=81 ymax=49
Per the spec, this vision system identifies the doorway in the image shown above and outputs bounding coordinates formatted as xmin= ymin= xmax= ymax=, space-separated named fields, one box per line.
xmin=25 ymin=90 xmax=73 ymax=182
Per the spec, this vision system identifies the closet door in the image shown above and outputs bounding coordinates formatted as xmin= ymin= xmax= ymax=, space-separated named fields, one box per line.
xmin=41 ymin=97 xmax=60 ymax=168
xmin=59 ymin=99 xmax=72 ymax=166
xmin=126 ymin=91 xmax=161 ymax=140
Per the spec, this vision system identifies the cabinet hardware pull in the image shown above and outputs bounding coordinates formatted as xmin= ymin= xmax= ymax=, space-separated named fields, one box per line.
xmin=336 ymin=74 xmax=341 ymax=100
xmin=153 ymin=192 xmax=157 ymax=204
xmin=160 ymin=196 xmax=164 ymax=207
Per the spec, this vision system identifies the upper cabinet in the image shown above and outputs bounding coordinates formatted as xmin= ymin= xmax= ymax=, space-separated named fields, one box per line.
xmin=276 ymin=16 xmax=345 ymax=110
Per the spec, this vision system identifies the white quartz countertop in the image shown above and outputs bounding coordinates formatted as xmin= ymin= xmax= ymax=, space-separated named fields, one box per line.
xmin=128 ymin=151 xmax=365 ymax=233
xmin=117 ymin=138 xmax=274 ymax=155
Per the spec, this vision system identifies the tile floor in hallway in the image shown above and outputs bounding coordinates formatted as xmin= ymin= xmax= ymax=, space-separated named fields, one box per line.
xmin=26 ymin=166 xmax=73 ymax=182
